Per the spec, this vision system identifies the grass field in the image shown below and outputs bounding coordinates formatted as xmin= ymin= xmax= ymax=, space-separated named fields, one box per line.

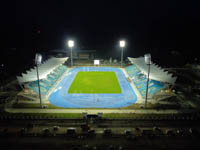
xmin=68 ymin=71 xmax=121 ymax=94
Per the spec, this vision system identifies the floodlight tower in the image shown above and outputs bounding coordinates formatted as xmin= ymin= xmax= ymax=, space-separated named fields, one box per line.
xmin=68 ymin=40 xmax=74 ymax=66
xmin=144 ymin=53 xmax=151 ymax=109
xmin=120 ymin=40 xmax=125 ymax=67
xmin=35 ymin=53 xmax=42 ymax=108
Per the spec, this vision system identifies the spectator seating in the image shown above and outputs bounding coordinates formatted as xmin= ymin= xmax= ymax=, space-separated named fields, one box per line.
xmin=125 ymin=64 xmax=164 ymax=97
xmin=28 ymin=65 xmax=67 ymax=96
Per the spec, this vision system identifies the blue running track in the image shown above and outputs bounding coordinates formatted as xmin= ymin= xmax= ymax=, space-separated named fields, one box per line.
xmin=49 ymin=67 xmax=137 ymax=108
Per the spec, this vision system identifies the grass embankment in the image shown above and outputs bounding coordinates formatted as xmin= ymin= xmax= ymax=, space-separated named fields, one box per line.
xmin=13 ymin=103 xmax=64 ymax=109
xmin=0 ymin=111 xmax=82 ymax=119
xmin=2 ymin=102 xmax=195 ymax=119
xmin=12 ymin=102 xmax=154 ymax=109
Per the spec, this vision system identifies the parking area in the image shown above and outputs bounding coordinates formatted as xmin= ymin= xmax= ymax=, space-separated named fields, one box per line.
xmin=1 ymin=125 xmax=199 ymax=138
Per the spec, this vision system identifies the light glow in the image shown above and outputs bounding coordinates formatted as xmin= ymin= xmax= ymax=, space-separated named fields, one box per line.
xmin=144 ymin=53 xmax=151 ymax=65
xmin=120 ymin=40 xmax=125 ymax=47
xmin=35 ymin=53 xmax=42 ymax=65
xmin=68 ymin=40 xmax=74 ymax=47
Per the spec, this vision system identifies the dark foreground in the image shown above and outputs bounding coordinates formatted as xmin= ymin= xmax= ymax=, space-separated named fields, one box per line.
xmin=0 ymin=118 xmax=200 ymax=150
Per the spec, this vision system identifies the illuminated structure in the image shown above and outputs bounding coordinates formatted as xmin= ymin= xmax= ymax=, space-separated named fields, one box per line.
xmin=35 ymin=53 xmax=42 ymax=108
xmin=144 ymin=54 xmax=151 ymax=109
xmin=119 ymin=40 xmax=125 ymax=67
xmin=68 ymin=40 xmax=74 ymax=66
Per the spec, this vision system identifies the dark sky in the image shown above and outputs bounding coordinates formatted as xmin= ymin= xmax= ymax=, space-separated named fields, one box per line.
xmin=1 ymin=0 xmax=200 ymax=66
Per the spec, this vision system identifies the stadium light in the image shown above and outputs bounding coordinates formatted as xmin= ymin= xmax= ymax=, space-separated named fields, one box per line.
xmin=144 ymin=53 xmax=151 ymax=109
xmin=68 ymin=40 xmax=74 ymax=47
xmin=68 ymin=40 xmax=74 ymax=66
xmin=120 ymin=41 xmax=125 ymax=48
xmin=119 ymin=40 xmax=125 ymax=67
xmin=35 ymin=53 xmax=42 ymax=108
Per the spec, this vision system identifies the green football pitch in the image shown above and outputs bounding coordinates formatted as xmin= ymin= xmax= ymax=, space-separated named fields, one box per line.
xmin=68 ymin=71 xmax=122 ymax=94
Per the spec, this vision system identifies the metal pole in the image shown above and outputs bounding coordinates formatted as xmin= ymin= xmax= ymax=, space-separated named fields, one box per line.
xmin=36 ymin=64 xmax=42 ymax=108
xmin=71 ymin=47 xmax=73 ymax=66
xmin=121 ymin=47 xmax=123 ymax=67
xmin=145 ymin=63 xmax=150 ymax=109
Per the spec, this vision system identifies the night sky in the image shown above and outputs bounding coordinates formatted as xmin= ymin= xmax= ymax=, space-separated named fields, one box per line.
xmin=1 ymin=0 xmax=200 ymax=74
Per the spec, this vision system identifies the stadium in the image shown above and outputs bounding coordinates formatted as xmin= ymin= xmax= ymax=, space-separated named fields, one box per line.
xmin=2 ymin=1 xmax=200 ymax=149
xmin=1 ymin=45 xmax=200 ymax=150
xmin=15 ymin=50 xmax=177 ymax=111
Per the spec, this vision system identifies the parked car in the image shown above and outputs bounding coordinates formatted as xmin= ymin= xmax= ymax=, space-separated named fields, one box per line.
xmin=66 ymin=128 xmax=76 ymax=135
xmin=53 ymin=126 xmax=60 ymax=131
xmin=124 ymin=130 xmax=132 ymax=135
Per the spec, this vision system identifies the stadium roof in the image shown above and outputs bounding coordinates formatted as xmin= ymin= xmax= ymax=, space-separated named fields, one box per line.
xmin=128 ymin=57 xmax=177 ymax=84
xmin=17 ymin=57 xmax=68 ymax=84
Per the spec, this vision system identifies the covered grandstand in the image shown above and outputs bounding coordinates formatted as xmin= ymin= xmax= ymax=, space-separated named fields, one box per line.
xmin=125 ymin=57 xmax=177 ymax=97
xmin=128 ymin=57 xmax=177 ymax=84
xmin=16 ymin=57 xmax=68 ymax=98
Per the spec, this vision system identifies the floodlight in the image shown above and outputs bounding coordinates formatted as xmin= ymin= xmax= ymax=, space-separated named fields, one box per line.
xmin=119 ymin=40 xmax=125 ymax=67
xmin=35 ymin=53 xmax=42 ymax=65
xmin=67 ymin=40 xmax=74 ymax=66
xmin=68 ymin=40 xmax=74 ymax=47
xmin=35 ymin=53 xmax=42 ymax=108
xmin=120 ymin=40 xmax=125 ymax=48
xmin=144 ymin=53 xmax=151 ymax=65
xmin=144 ymin=53 xmax=152 ymax=109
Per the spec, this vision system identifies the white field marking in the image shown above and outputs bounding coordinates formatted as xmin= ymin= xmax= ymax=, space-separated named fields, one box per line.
xmin=46 ymin=68 xmax=71 ymax=99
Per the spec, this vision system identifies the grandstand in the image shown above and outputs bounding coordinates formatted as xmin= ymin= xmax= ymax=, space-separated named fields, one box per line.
xmin=27 ymin=65 xmax=67 ymax=96
xmin=128 ymin=57 xmax=177 ymax=84
xmin=125 ymin=57 xmax=177 ymax=98
xmin=125 ymin=64 xmax=165 ymax=97
xmin=16 ymin=57 xmax=68 ymax=100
